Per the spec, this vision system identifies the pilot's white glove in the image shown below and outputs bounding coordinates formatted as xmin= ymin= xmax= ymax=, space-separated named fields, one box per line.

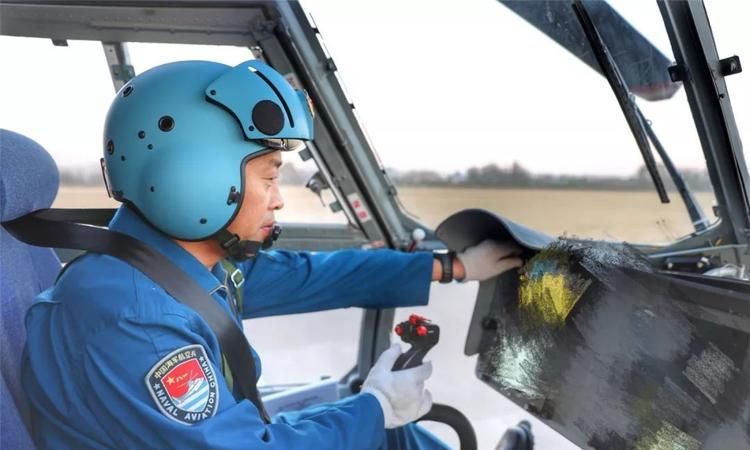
xmin=457 ymin=239 xmax=523 ymax=282
xmin=361 ymin=344 xmax=433 ymax=429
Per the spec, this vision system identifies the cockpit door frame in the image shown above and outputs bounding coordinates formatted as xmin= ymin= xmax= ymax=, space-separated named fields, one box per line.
xmin=653 ymin=0 xmax=749 ymax=261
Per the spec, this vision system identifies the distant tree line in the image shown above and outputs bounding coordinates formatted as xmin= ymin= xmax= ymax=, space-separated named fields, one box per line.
xmin=60 ymin=167 xmax=104 ymax=186
xmin=387 ymin=162 xmax=714 ymax=192
xmin=60 ymin=161 xmax=713 ymax=192
xmin=59 ymin=163 xmax=318 ymax=187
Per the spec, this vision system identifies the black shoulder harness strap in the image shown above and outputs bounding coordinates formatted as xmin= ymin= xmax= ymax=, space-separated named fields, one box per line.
xmin=2 ymin=208 xmax=270 ymax=423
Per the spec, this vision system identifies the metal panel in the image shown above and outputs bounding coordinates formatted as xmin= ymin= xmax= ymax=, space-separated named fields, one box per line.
xmin=0 ymin=2 xmax=267 ymax=46
xmin=101 ymin=42 xmax=134 ymax=91
xmin=474 ymin=241 xmax=750 ymax=449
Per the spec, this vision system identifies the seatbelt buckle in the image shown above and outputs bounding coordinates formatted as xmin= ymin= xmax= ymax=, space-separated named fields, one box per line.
xmin=229 ymin=267 xmax=245 ymax=289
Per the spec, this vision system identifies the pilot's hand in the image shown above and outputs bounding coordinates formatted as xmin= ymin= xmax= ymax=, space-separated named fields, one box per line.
xmin=457 ymin=239 xmax=523 ymax=282
xmin=361 ymin=344 xmax=433 ymax=429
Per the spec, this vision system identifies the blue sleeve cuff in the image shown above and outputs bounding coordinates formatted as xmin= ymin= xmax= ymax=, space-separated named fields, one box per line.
xmin=359 ymin=392 xmax=386 ymax=429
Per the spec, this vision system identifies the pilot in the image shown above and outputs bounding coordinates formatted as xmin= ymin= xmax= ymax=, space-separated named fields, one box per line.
xmin=22 ymin=60 xmax=521 ymax=449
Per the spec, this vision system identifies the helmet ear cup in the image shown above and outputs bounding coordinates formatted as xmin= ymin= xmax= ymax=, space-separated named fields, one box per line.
xmin=251 ymin=100 xmax=284 ymax=135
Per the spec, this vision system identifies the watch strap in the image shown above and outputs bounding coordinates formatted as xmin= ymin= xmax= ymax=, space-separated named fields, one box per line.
xmin=433 ymin=251 xmax=455 ymax=283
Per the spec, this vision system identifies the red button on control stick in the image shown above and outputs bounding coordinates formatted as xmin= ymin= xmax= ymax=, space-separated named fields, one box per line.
xmin=416 ymin=325 xmax=428 ymax=336
xmin=409 ymin=314 xmax=425 ymax=326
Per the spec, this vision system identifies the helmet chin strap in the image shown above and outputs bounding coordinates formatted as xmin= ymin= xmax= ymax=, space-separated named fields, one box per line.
xmin=262 ymin=224 xmax=283 ymax=250
xmin=215 ymin=225 xmax=282 ymax=261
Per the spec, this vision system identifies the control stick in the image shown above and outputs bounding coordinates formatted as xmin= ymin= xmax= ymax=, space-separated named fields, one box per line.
xmin=392 ymin=314 xmax=439 ymax=371
xmin=393 ymin=314 xmax=478 ymax=450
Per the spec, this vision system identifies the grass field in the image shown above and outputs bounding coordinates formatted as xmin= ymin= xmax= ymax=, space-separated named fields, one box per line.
xmin=52 ymin=185 xmax=717 ymax=448
xmin=57 ymin=185 xmax=717 ymax=244
xmin=398 ymin=187 xmax=716 ymax=243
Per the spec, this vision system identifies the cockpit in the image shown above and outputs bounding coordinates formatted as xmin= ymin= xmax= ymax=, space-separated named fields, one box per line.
xmin=1 ymin=1 xmax=748 ymax=449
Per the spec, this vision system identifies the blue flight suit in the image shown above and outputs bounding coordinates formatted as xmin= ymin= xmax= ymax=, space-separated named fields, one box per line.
xmin=22 ymin=206 xmax=449 ymax=449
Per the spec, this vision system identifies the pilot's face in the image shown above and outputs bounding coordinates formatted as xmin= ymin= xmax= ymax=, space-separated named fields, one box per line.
xmin=226 ymin=150 xmax=284 ymax=242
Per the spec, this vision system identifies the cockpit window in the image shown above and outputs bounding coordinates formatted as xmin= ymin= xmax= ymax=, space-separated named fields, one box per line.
xmin=127 ymin=42 xmax=252 ymax=70
xmin=0 ymin=37 xmax=114 ymax=209
xmin=304 ymin=0 xmax=722 ymax=244
xmin=0 ymin=38 xmax=346 ymax=224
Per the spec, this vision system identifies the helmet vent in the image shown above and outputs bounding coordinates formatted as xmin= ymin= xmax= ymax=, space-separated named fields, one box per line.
xmin=158 ymin=116 xmax=175 ymax=132
xmin=122 ymin=85 xmax=133 ymax=97
xmin=138 ymin=130 xmax=146 ymax=139
xmin=200 ymin=218 xmax=207 ymax=224
xmin=147 ymin=144 xmax=154 ymax=150
xmin=106 ymin=140 xmax=115 ymax=155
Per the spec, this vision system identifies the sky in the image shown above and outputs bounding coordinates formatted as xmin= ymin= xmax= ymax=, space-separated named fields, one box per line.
xmin=0 ymin=0 xmax=747 ymax=177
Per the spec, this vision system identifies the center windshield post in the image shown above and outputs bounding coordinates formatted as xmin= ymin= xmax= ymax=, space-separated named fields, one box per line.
xmin=571 ymin=0 xmax=670 ymax=204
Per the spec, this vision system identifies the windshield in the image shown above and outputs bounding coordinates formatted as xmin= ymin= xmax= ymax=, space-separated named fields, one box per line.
xmin=303 ymin=0 xmax=728 ymax=245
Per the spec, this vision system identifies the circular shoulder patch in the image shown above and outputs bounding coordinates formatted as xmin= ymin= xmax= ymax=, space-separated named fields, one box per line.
xmin=145 ymin=345 xmax=220 ymax=425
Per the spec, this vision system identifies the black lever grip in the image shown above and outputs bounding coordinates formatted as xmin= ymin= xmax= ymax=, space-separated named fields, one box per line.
xmin=495 ymin=420 xmax=534 ymax=450
xmin=392 ymin=314 xmax=439 ymax=371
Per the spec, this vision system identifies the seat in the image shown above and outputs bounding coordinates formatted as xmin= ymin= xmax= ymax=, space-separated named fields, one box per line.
xmin=1 ymin=129 xmax=63 ymax=449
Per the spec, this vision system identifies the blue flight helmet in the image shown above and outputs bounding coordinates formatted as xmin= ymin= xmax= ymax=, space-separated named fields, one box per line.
xmin=102 ymin=60 xmax=314 ymax=260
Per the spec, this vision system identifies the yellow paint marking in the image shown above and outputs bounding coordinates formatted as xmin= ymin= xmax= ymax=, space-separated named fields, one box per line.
xmin=519 ymin=272 xmax=590 ymax=328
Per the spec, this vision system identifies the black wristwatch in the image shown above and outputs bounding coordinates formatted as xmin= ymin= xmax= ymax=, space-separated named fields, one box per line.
xmin=433 ymin=251 xmax=456 ymax=283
